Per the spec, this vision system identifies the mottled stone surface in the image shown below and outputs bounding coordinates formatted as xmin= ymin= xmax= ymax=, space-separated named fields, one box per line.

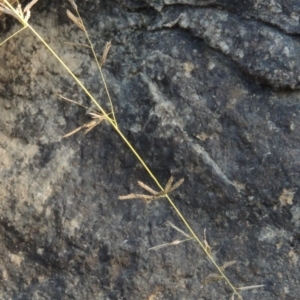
xmin=0 ymin=0 xmax=300 ymax=299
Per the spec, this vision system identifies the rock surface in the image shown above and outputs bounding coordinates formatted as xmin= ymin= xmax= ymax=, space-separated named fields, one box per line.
xmin=0 ymin=0 xmax=300 ymax=299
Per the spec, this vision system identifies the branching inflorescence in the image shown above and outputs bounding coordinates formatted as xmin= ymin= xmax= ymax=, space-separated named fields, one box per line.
xmin=0 ymin=1 xmax=265 ymax=299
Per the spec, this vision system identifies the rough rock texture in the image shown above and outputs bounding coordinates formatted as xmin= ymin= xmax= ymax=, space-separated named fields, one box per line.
xmin=0 ymin=0 xmax=300 ymax=299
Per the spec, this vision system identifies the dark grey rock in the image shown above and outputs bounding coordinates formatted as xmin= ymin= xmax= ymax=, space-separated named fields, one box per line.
xmin=177 ymin=9 xmax=300 ymax=89
xmin=0 ymin=0 xmax=300 ymax=299
xmin=149 ymin=0 xmax=300 ymax=34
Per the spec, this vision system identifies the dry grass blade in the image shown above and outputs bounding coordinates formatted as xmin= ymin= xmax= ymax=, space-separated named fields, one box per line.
xmin=67 ymin=9 xmax=84 ymax=31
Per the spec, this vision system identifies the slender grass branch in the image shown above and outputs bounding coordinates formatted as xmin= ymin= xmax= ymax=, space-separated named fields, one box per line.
xmin=70 ymin=6 xmax=117 ymax=127
xmin=0 ymin=25 xmax=27 ymax=46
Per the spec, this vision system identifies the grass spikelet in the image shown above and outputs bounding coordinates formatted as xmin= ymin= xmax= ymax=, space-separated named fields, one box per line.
xmin=149 ymin=221 xmax=194 ymax=251
xmin=66 ymin=9 xmax=84 ymax=31
xmin=23 ymin=0 xmax=38 ymax=14
xmin=100 ymin=41 xmax=111 ymax=67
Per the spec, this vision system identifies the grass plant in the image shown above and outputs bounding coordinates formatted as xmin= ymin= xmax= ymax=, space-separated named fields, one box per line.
xmin=0 ymin=0 xmax=264 ymax=298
